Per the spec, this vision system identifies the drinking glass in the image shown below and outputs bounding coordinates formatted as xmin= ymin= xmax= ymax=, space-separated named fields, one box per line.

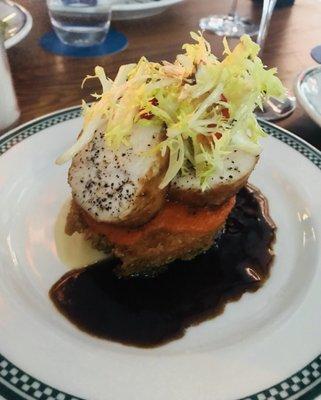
xmin=47 ymin=0 xmax=112 ymax=47
xmin=199 ymin=0 xmax=258 ymax=37
xmin=255 ymin=0 xmax=296 ymax=121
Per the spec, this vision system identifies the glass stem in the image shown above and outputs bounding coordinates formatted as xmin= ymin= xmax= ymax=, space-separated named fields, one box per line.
xmin=228 ymin=0 xmax=239 ymax=19
xmin=257 ymin=0 xmax=277 ymax=51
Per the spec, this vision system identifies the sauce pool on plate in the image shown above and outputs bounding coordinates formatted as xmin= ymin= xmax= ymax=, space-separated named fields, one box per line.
xmin=50 ymin=186 xmax=276 ymax=348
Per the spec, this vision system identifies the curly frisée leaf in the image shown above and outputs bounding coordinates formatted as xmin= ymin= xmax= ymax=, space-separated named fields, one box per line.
xmin=159 ymin=135 xmax=185 ymax=189
xmin=56 ymin=32 xmax=285 ymax=189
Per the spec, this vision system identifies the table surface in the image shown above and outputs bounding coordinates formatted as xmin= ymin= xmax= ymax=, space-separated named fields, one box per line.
xmin=5 ymin=0 xmax=321 ymax=150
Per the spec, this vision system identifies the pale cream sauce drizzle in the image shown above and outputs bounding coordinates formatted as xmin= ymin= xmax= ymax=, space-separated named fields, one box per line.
xmin=55 ymin=199 xmax=108 ymax=269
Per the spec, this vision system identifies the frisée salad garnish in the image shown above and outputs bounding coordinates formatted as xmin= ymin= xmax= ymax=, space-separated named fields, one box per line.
xmin=56 ymin=32 xmax=285 ymax=190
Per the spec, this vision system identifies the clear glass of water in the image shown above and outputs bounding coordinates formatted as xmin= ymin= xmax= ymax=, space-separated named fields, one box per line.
xmin=47 ymin=0 xmax=112 ymax=47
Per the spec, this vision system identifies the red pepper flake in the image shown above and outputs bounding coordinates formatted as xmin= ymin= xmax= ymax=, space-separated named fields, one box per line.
xmin=215 ymin=132 xmax=222 ymax=140
xmin=150 ymin=97 xmax=159 ymax=106
xmin=220 ymin=94 xmax=229 ymax=119
xmin=221 ymin=108 xmax=230 ymax=119
xmin=140 ymin=98 xmax=159 ymax=120
xmin=197 ymin=134 xmax=212 ymax=147
xmin=140 ymin=112 xmax=153 ymax=120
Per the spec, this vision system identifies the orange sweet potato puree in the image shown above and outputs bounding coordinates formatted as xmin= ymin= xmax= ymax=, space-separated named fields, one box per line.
xmin=83 ymin=196 xmax=236 ymax=246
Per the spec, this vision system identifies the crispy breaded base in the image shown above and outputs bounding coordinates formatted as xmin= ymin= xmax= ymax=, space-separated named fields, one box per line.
xmin=65 ymin=200 xmax=111 ymax=253
xmin=66 ymin=200 xmax=224 ymax=276
xmin=113 ymin=229 xmax=221 ymax=276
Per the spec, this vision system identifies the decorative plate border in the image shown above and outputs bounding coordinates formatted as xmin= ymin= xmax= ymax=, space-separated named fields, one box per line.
xmin=0 ymin=107 xmax=321 ymax=400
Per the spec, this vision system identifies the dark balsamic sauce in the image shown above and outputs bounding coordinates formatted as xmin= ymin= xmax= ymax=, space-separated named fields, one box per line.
xmin=50 ymin=186 xmax=275 ymax=348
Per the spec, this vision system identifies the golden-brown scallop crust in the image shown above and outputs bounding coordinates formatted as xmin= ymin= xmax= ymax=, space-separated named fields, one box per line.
xmin=68 ymin=128 xmax=168 ymax=228
xmin=114 ymin=150 xmax=168 ymax=227
xmin=169 ymin=171 xmax=251 ymax=208
xmin=169 ymin=156 xmax=258 ymax=207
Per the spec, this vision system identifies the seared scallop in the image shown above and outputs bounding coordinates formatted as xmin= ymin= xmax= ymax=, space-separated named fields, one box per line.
xmin=169 ymin=150 xmax=258 ymax=207
xmin=68 ymin=124 xmax=167 ymax=227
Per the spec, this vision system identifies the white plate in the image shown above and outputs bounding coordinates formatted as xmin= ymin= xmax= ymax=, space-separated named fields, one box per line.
xmin=295 ymin=66 xmax=321 ymax=128
xmin=0 ymin=0 xmax=32 ymax=49
xmin=112 ymin=0 xmax=183 ymax=20
xmin=0 ymin=107 xmax=321 ymax=400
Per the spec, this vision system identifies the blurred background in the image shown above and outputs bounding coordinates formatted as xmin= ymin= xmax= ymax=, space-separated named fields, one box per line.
xmin=1 ymin=0 xmax=321 ymax=148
